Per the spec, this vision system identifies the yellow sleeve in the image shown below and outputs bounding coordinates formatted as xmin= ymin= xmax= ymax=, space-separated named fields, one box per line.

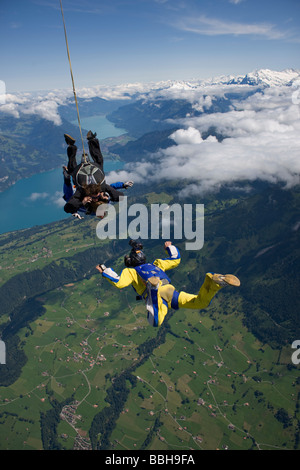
xmin=153 ymin=245 xmax=181 ymax=272
xmin=102 ymin=266 xmax=145 ymax=295
xmin=102 ymin=267 xmax=136 ymax=288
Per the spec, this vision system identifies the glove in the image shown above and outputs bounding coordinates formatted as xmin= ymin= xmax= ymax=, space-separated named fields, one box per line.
xmin=124 ymin=181 xmax=134 ymax=189
xmin=72 ymin=212 xmax=84 ymax=220
xmin=96 ymin=264 xmax=106 ymax=274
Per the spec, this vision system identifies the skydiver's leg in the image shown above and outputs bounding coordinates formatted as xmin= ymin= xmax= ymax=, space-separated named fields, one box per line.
xmin=177 ymin=273 xmax=240 ymax=310
xmin=145 ymin=273 xmax=240 ymax=327
xmin=62 ymin=166 xmax=73 ymax=202
xmin=66 ymin=144 xmax=78 ymax=174
xmin=64 ymin=134 xmax=78 ymax=174
xmin=87 ymin=136 xmax=104 ymax=169
xmin=146 ymin=277 xmax=170 ymax=327
xmin=146 ymin=297 xmax=169 ymax=327
xmin=146 ymin=274 xmax=225 ymax=327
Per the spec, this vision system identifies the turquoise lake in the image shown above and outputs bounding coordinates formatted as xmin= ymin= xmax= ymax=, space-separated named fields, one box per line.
xmin=71 ymin=115 xmax=127 ymax=139
xmin=0 ymin=115 xmax=126 ymax=234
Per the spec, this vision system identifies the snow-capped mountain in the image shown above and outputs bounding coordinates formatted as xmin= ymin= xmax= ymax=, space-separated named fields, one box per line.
xmin=180 ymin=68 xmax=300 ymax=88
xmin=131 ymin=68 xmax=300 ymax=103
xmin=227 ymin=68 xmax=300 ymax=87
xmin=1 ymin=68 xmax=299 ymax=138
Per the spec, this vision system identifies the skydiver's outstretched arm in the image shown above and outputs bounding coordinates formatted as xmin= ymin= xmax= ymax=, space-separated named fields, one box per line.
xmin=96 ymin=265 xmax=143 ymax=292
xmin=103 ymin=184 xmax=124 ymax=202
xmin=110 ymin=181 xmax=134 ymax=190
xmin=153 ymin=241 xmax=181 ymax=272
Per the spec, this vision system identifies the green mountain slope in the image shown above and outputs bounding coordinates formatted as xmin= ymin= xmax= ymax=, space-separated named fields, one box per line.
xmin=0 ymin=134 xmax=53 ymax=191
xmin=0 ymin=113 xmax=88 ymax=191
xmin=204 ymin=186 xmax=300 ymax=346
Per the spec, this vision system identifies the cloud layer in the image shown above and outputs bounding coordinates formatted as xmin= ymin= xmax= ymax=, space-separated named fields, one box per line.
xmin=107 ymin=82 xmax=300 ymax=196
xmin=0 ymin=83 xmax=150 ymax=125
xmin=1 ymin=69 xmax=300 ymax=197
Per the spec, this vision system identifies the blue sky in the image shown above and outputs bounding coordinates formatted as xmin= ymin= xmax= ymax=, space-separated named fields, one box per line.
xmin=1 ymin=0 xmax=299 ymax=93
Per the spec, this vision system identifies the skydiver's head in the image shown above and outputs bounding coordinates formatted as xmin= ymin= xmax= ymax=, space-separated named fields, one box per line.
xmin=124 ymin=239 xmax=146 ymax=267
xmin=82 ymin=183 xmax=109 ymax=215
xmin=83 ymin=183 xmax=109 ymax=202
xmin=91 ymin=192 xmax=109 ymax=203
xmin=82 ymin=183 xmax=101 ymax=195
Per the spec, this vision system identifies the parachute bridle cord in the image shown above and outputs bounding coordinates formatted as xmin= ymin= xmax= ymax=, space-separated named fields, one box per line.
xmin=59 ymin=0 xmax=87 ymax=162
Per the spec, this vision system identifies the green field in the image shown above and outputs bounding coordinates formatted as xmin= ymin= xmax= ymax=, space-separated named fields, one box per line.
xmin=0 ymin=271 xmax=298 ymax=450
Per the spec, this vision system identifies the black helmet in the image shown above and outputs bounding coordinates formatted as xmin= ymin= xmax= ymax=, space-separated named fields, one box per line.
xmin=124 ymin=239 xmax=146 ymax=267
xmin=124 ymin=250 xmax=146 ymax=267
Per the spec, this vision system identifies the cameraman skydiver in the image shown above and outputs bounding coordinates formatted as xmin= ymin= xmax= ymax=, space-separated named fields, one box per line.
xmin=63 ymin=166 xmax=133 ymax=218
xmin=62 ymin=131 xmax=133 ymax=218
xmin=96 ymin=240 xmax=240 ymax=328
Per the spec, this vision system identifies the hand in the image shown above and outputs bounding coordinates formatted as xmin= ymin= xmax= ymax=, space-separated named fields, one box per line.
xmin=72 ymin=212 xmax=84 ymax=219
xmin=82 ymin=196 xmax=92 ymax=205
xmin=124 ymin=181 xmax=134 ymax=189
xmin=96 ymin=264 xmax=106 ymax=273
xmin=164 ymin=241 xmax=172 ymax=249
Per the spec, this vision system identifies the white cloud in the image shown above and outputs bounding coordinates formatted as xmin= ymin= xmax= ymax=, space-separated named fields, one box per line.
xmin=27 ymin=191 xmax=65 ymax=207
xmin=51 ymin=191 xmax=66 ymax=207
xmin=0 ymin=103 xmax=20 ymax=118
xmin=107 ymin=84 xmax=300 ymax=196
xmin=1 ymin=69 xmax=297 ymax=126
xmin=0 ymin=91 xmax=63 ymax=125
xmin=28 ymin=192 xmax=49 ymax=202
xmin=171 ymin=127 xmax=203 ymax=144
xmin=174 ymin=14 xmax=287 ymax=40
xmin=22 ymin=99 xmax=62 ymax=126
xmin=0 ymin=82 xmax=146 ymax=124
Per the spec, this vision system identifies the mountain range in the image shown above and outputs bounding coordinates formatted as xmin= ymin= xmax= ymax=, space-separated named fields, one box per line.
xmin=202 ymin=68 xmax=300 ymax=87
xmin=0 ymin=68 xmax=299 ymax=192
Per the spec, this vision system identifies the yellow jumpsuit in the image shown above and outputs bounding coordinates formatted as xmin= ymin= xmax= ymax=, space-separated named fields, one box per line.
xmin=101 ymin=245 xmax=222 ymax=327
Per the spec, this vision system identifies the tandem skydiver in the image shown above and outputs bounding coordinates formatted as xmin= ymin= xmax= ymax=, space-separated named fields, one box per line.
xmin=62 ymin=131 xmax=133 ymax=219
xmin=96 ymin=240 xmax=240 ymax=327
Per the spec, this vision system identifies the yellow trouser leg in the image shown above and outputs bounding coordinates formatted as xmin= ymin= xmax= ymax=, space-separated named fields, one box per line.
xmin=148 ymin=274 xmax=222 ymax=326
xmin=178 ymin=273 xmax=222 ymax=310
xmin=157 ymin=300 xmax=169 ymax=327
xmin=146 ymin=281 xmax=173 ymax=327
xmin=156 ymin=283 xmax=175 ymax=326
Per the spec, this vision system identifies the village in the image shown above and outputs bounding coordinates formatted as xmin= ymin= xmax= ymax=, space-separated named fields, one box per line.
xmin=60 ymin=401 xmax=92 ymax=450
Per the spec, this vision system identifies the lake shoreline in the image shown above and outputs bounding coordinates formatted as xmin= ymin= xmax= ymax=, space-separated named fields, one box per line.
xmin=0 ymin=114 xmax=127 ymax=234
